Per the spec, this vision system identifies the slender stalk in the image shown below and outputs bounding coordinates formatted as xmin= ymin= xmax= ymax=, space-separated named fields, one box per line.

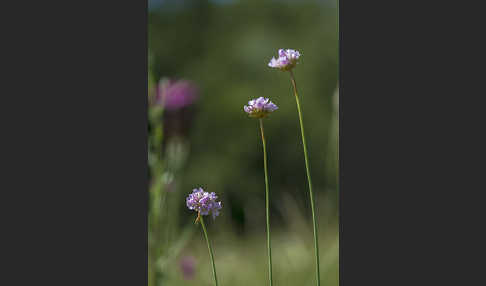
xmin=289 ymin=70 xmax=320 ymax=286
xmin=199 ymin=216 xmax=219 ymax=286
xmin=259 ymin=118 xmax=273 ymax=286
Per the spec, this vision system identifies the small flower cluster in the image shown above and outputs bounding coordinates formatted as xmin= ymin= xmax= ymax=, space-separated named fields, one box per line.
xmin=244 ymin=97 xmax=279 ymax=118
xmin=186 ymin=188 xmax=222 ymax=219
xmin=268 ymin=49 xmax=301 ymax=71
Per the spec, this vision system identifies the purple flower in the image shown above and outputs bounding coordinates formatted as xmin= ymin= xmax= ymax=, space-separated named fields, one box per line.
xmin=186 ymin=188 xmax=222 ymax=219
xmin=154 ymin=79 xmax=198 ymax=110
xmin=179 ymin=255 xmax=197 ymax=280
xmin=268 ymin=49 xmax=301 ymax=71
xmin=244 ymin=97 xmax=278 ymax=118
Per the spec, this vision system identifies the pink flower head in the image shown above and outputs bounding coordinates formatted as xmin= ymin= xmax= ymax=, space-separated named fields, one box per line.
xmin=155 ymin=79 xmax=198 ymax=110
xmin=186 ymin=188 xmax=222 ymax=219
xmin=179 ymin=255 xmax=197 ymax=280
xmin=244 ymin=97 xmax=278 ymax=118
xmin=268 ymin=49 xmax=301 ymax=71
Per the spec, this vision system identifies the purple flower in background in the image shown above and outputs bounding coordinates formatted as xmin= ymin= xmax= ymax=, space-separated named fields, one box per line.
xmin=268 ymin=49 xmax=301 ymax=71
xmin=179 ymin=255 xmax=197 ymax=280
xmin=186 ymin=188 xmax=222 ymax=219
xmin=244 ymin=97 xmax=278 ymax=118
xmin=155 ymin=79 xmax=198 ymax=110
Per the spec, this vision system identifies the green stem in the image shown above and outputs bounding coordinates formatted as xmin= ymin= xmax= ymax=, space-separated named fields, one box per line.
xmin=259 ymin=119 xmax=273 ymax=286
xmin=289 ymin=70 xmax=321 ymax=286
xmin=200 ymin=216 xmax=219 ymax=286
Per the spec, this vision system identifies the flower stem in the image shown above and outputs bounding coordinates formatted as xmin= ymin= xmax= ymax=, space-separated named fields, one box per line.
xmin=199 ymin=216 xmax=219 ymax=286
xmin=259 ymin=118 xmax=273 ymax=286
xmin=289 ymin=70 xmax=320 ymax=286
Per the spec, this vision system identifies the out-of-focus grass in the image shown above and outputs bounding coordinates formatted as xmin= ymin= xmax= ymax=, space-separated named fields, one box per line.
xmin=162 ymin=196 xmax=339 ymax=286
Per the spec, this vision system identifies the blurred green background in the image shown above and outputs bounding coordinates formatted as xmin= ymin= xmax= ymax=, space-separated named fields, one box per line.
xmin=148 ymin=0 xmax=338 ymax=285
